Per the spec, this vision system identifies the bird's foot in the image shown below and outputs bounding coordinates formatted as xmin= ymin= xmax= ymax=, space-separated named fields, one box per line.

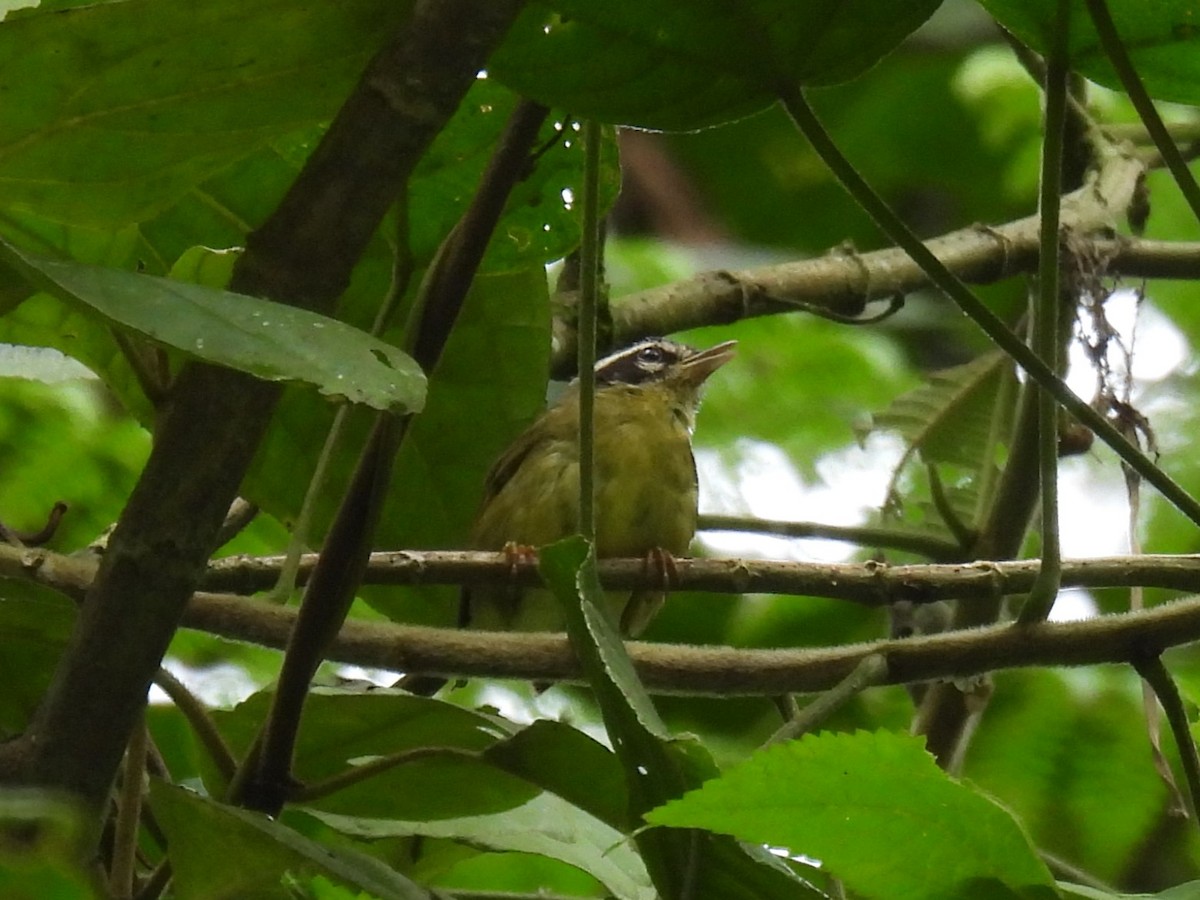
xmin=501 ymin=540 xmax=539 ymax=576
xmin=643 ymin=546 xmax=678 ymax=591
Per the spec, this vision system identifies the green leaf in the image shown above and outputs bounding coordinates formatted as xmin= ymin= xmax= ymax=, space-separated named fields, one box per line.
xmin=491 ymin=0 xmax=943 ymax=131
xmin=484 ymin=719 xmax=630 ymax=830
xmin=0 ymin=239 xmax=426 ymax=413
xmin=967 ymin=670 xmax=1168 ymax=884
xmin=539 ymin=538 xmax=673 ymax=744
xmin=0 ymin=790 xmax=94 ymax=900
xmin=870 ymin=350 xmax=1016 ymax=536
xmin=307 ymin=793 xmax=655 ymax=900
xmin=209 ymin=688 xmax=533 ymax=820
xmin=646 ymin=730 xmax=1057 ymax=900
xmin=539 ymin=538 xmax=822 ymax=900
xmin=0 ymin=592 xmax=74 ymax=737
xmin=871 ymin=350 xmax=1014 ymax=473
xmin=979 ymin=0 xmax=1200 ymax=105
xmin=149 ymin=781 xmax=431 ymax=900
xmin=0 ymin=0 xmax=414 ymax=225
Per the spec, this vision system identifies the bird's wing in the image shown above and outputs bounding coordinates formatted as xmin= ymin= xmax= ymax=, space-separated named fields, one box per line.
xmin=477 ymin=397 xmax=576 ymax=508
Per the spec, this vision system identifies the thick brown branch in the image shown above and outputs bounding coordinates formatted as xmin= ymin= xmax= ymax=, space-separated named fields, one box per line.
xmin=549 ymin=146 xmax=1200 ymax=363
xmin=10 ymin=544 xmax=1200 ymax=607
xmin=179 ymin=589 xmax=1200 ymax=695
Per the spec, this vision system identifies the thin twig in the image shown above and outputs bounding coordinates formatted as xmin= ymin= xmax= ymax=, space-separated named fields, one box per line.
xmin=774 ymin=86 xmax=1200 ymax=532
xmin=152 ymin=668 xmax=237 ymax=786
xmin=765 ymin=654 xmax=888 ymax=745
xmin=577 ymin=119 xmax=603 ymax=542
xmin=697 ymin=514 xmax=962 ymax=560
xmin=110 ymin=709 xmax=147 ymax=899
xmin=1133 ymin=655 xmax=1200 ymax=824
xmin=1020 ymin=0 xmax=1069 ymax=624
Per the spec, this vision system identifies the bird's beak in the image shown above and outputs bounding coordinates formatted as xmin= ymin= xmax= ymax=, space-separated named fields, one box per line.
xmin=676 ymin=340 xmax=737 ymax=387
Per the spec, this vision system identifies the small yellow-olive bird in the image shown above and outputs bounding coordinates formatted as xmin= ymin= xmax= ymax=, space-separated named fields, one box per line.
xmin=461 ymin=337 xmax=737 ymax=635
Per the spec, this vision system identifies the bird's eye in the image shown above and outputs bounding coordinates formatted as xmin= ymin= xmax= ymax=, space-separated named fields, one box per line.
xmin=636 ymin=345 xmax=666 ymax=365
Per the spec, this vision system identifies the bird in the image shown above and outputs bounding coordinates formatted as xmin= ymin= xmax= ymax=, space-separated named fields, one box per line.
xmin=461 ymin=336 xmax=737 ymax=635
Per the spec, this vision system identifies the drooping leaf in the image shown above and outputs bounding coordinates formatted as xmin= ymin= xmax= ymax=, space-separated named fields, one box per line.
xmin=980 ymin=0 xmax=1200 ymax=105
xmin=646 ymin=729 xmax=1057 ymax=900
xmin=490 ymin=0 xmax=943 ymax=131
xmin=871 ymin=350 xmax=1015 ymax=472
xmin=871 ymin=349 xmax=1016 ymax=536
xmin=539 ymin=537 xmax=825 ymax=900
xmin=0 ymin=239 xmax=426 ymax=413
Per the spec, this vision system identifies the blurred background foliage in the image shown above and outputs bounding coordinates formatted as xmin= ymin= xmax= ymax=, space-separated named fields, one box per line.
xmin=3 ymin=0 xmax=1200 ymax=894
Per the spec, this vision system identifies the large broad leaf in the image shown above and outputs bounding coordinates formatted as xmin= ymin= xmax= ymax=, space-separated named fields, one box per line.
xmin=491 ymin=0 xmax=942 ymax=131
xmin=356 ymin=265 xmax=553 ymax=623
xmin=0 ymin=239 xmax=426 ymax=413
xmin=0 ymin=0 xmax=414 ymax=225
xmin=966 ymin=670 xmax=1169 ymax=886
xmin=149 ymin=781 xmax=431 ymax=900
xmin=484 ymin=718 xmax=630 ymax=830
xmin=980 ymin=0 xmax=1200 ymax=104
xmin=646 ymin=729 xmax=1058 ymax=900
xmin=207 ymin=688 xmax=534 ymax=820
xmin=307 ymin=793 xmax=655 ymax=900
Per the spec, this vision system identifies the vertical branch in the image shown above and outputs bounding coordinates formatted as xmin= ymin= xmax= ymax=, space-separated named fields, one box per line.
xmin=110 ymin=711 xmax=148 ymax=899
xmin=232 ymin=98 xmax=550 ymax=816
xmin=1134 ymin=656 xmax=1200 ymax=822
xmin=577 ymin=120 xmax=604 ymax=542
xmin=1019 ymin=0 xmax=1070 ymax=624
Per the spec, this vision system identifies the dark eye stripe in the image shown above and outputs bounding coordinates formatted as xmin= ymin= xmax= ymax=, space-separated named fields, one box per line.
xmin=594 ymin=339 xmax=689 ymax=386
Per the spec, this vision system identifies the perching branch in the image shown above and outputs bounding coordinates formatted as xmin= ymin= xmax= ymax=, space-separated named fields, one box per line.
xmin=11 ymin=543 xmax=1200 ymax=694
xmin=547 ymin=147 xmax=1200 ymax=370
xmin=12 ymin=543 xmax=1200 ymax=611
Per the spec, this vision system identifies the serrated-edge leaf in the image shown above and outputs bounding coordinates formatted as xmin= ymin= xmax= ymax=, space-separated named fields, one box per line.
xmin=873 ymin=350 xmax=1015 ymax=532
xmin=646 ymin=730 xmax=1055 ymax=900
xmin=873 ymin=350 xmax=1012 ymax=470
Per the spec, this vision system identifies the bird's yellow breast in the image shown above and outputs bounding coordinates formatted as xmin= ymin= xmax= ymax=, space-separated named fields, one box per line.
xmin=470 ymin=382 xmax=699 ymax=558
xmin=592 ymin=384 xmax=697 ymax=557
